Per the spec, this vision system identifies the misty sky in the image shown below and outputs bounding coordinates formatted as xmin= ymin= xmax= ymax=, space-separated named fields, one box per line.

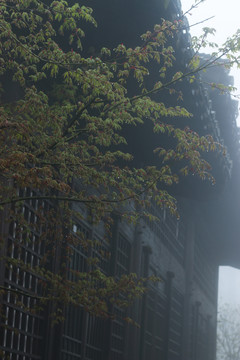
xmin=181 ymin=0 xmax=240 ymax=124
xmin=181 ymin=0 xmax=240 ymax=44
xmin=181 ymin=0 xmax=240 ymax=307
xmin=219 ymin=267 xmax=240 ymax=306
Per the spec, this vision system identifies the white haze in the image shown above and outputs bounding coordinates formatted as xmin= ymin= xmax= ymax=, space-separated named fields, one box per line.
xmin=181 ymin=0 xmax=240 ymax=307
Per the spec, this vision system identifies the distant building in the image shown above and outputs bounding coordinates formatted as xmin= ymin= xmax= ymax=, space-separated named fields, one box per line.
xmin=1 ymin=1 xmax=240 ymax=360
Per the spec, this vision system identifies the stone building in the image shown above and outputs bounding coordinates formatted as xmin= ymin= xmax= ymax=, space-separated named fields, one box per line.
xmin=1 ymin=1 xmax=240 ymax=359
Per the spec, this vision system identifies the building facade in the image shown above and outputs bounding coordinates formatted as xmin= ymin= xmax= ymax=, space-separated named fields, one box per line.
xmin=1 ymin=0 xmax=240 ymax=360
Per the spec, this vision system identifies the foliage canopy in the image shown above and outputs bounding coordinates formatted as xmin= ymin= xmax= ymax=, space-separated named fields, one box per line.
xmin=0 ymin=0 xmax=240 ymax=320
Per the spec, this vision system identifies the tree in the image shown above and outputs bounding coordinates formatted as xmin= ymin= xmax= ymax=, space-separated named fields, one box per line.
xmin=217 ymin=304 xmax=240 ymax=360
xmin=0 ymin=0 xmax=239 ymax=323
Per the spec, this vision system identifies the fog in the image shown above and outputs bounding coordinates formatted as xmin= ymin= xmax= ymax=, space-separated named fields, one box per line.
xmin=218 ymin=266 xmax=240 ymax=306
xmin=181 ymin=0 xmax=240 ymax=307
xmin=181 ymin=0 xmax=240 ymax=126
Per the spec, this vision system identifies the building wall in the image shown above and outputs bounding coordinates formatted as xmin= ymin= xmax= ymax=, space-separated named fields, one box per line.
xmin=57 ymin=200 xmax=218 ymax=360
xmin=0 ymin=197 xmax=220 ymax=360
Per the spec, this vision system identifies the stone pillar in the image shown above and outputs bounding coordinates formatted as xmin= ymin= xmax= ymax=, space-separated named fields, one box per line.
xmin=139 ymin=245 xmax=151 ymax=360
xmin=127 ymin=218 xmax=144 ymax=360
xmin=181 ymin=203 xmax=196 ymax=360
xmin=164 ymin=271 xmax=175 ymax=360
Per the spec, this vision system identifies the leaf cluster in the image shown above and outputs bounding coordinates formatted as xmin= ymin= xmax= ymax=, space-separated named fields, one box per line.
xmin=0 ymin=0 xmax=238 ymax=321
